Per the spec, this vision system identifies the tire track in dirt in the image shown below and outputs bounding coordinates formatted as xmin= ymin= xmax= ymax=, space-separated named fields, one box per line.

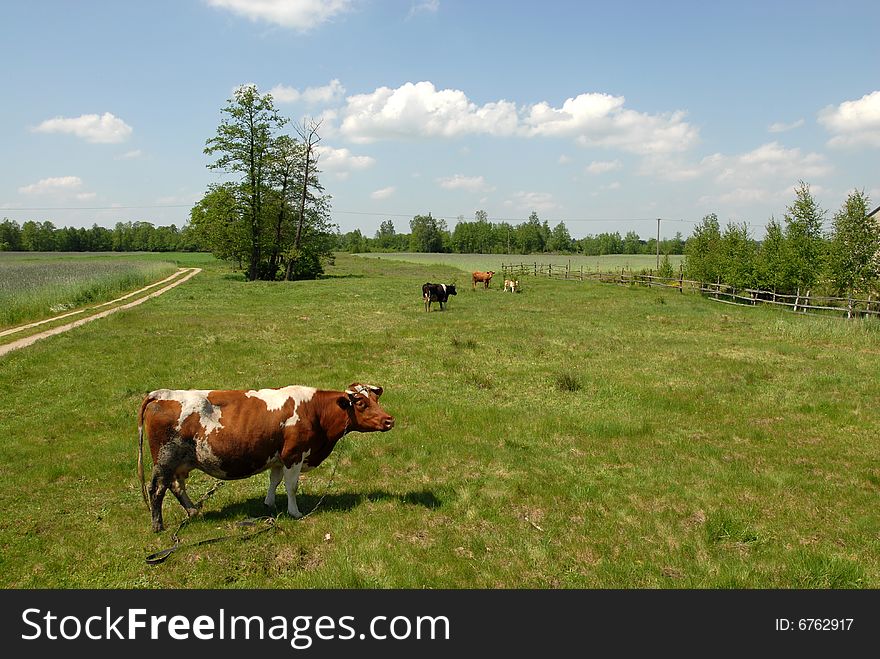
xmin=0 ymin=267 xmax=202 ymax=358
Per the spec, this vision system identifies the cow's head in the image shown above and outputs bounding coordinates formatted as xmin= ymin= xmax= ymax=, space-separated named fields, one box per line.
xmin=447 ymin=284 xmax=457 ymax=296
xmin=342 ymin=383 xmax=395 ymax=432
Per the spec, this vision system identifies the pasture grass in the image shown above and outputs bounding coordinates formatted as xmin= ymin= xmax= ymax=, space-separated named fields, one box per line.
xmin=0 ymin=253 xmax=878 ymax=588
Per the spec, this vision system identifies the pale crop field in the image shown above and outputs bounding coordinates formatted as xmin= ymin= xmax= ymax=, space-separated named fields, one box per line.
xmin=355 ymin=252 xmax=683 ymax=276
xmin=0 ymin=253 xmax=180 ymax=327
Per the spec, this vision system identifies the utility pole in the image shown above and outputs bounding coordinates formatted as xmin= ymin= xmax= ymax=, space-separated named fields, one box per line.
xmin=656 ymin=218 xmax=661 ymax=270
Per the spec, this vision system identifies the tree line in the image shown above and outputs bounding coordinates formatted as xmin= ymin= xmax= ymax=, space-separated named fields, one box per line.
xmin=684 ymin=183 xmax=879 ymax=297
xmin=336 ymin=210 xmax=686 ymax=256
xmin=0 ymin=219 xmax=200 ymax=252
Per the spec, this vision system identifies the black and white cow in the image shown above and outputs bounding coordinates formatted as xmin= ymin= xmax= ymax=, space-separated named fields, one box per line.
xmin=422 ymin=282 xmax=457 ymax=312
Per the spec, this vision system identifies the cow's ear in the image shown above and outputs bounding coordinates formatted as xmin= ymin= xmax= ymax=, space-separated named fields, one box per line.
xmin=368 ymin=385 xmax=384 ymax=398
xmin=338 ymin=394 xmax=352 ymax=410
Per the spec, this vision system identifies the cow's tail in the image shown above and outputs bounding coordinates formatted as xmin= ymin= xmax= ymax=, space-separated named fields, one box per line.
xmin=137 ymin=394 xmax=152 ymax=509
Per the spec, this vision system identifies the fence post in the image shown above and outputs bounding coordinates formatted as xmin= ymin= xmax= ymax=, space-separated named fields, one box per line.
xmin=847 ymin=292 xmax=853 ymax=320
xmin=793 ymin=288 xmax=800 ymax=313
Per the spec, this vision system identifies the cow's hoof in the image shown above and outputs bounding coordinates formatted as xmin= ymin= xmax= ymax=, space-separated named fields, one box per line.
xmin=152 ymin=522 xmax=164 ymax=533
xmin=186 ymin=507 xmax=200 ymax=518
xmin=289 ymin=510 xmax=303 ymax=520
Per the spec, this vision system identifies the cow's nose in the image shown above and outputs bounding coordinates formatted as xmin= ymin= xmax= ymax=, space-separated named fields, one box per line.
xmin=383 ymin=417 xmax=395 ymax=430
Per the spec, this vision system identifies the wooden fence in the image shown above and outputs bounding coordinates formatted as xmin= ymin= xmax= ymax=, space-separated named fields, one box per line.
xmin=500 ymin=262 xmax=880 ymax=320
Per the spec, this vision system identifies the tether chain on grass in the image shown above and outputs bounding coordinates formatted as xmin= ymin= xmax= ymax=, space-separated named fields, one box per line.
xmin=144 ymin=434 xmax=347 ymax=565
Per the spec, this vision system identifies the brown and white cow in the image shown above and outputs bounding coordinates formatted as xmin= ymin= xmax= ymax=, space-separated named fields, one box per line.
xmin=503 ymin=279 xmax=519 ymax=293
xmin=137 ymin=383 xmax=394 ymax=532
xmin=472 ymin=271 xmax=495 ymax=289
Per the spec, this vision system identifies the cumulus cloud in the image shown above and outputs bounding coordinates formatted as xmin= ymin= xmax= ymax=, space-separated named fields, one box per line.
xmin=314 ymin=145 xmax=374 ymax=180
xmin=337 ymin=82 xmax=697 ymax=155
xmin=340 ymin=81 xmax=519 ymax=143
xmin=371 ymin=187 xmax=396 ymax=200
xmin=270 ymin=79 xmax=346 ymax=105
xmin=437 ymin=174 xmax=493 ymax=192
xmin=18 ymin=176 xmax=84 ymax=195
xmin=407 ymin=0 xmax=439 ymax=19
xmin=32 ymin=112 xmax=132 ymax=143
xmin=690 ymin=143 xmax=831 ymax=208
xmin=585 ymin=159 xmax=622 ymax=175
xmin=206 ymin=0 xmax=354 ymax=31
xmin=522 ymin=93 xmax=698 ymax=154
xmin=768 ymin=118 xmax=804 ymax=133
xmin=505 ymin=191 xmax=559 ymax=213
xmin=818 ymin=90 xmax=880 ymax=148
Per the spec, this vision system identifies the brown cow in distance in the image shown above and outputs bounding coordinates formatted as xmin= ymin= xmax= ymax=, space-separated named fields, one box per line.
xmin=138 ymin=383 xmax=394 ymax=532
xmin=472 ymin=271 xmax=495 ymax=289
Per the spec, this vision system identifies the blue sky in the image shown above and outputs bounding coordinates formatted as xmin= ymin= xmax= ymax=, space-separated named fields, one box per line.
xmin=1 ymin=0 xmax=878 ymax=241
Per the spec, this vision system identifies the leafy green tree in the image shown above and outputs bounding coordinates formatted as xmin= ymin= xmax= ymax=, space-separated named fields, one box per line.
xmin=783 ymin=181 xmax=826 ymax=292
xmin=548 ymin=221 xmax=573 ymax=252
xmin=204 ymin=84 xmax=286 ymax=280
xmin=658 ymin=253 xmax=675 ymax=278
xmin=0 ymin=219 xmax=22 ymax=251
xmin=827 ymin=189 xmax=880 ymax=295
xmin=684 ymin=214 xmax=722 ymax=282
xmin=719 ymin=222 xmax=757 ymax=289
xmin=374 ymin=219 xmax=399 ymax=250
xmin=515 ymin=212 xmax=545 ymax=254
xmin=190 ymin=183 xmax=250 ymax=268
xmin=755 ymin=218 xmax=787 ymax=291
xmin=409 ymin=213 xmax=446 ymax=252
xmin=623 ymin=230 xmax=642 ymax=255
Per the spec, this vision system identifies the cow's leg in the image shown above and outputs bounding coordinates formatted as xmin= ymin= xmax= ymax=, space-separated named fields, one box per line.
xmin=148 ymin=468 xmax=169 ymax=532
xmin=148 ymin=439 xmax=194 ymax=532
xmin=170 ymin=473 xmax=199 ymax=518
xmin=283 ymin=460 xmax=305 ymax=519
xmin=264 ymin=463 xmax=283 ymax=509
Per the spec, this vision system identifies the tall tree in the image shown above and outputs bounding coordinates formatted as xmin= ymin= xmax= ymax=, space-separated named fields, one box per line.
xmin=783 ymin=181 xmax=826 ymax=292
xmin=204 ymin=85 xmax=286 ymax=281
xmin=827 ymin=189 xmax=879 ymax=295
xmin=684 ymin=214 xmax=722 ymax=282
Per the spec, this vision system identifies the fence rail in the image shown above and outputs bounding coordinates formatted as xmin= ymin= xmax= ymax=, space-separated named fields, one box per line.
xmin=500 ymin=262 xmax=880 ymax=319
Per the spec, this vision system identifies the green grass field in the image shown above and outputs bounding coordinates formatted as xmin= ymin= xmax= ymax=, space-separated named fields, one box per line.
xmin=0 ymin=252 xmax=877 ymax=588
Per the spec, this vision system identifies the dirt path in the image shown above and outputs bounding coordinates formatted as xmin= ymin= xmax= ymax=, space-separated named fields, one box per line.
xmin=0 ymin=267 xmax=202 ymax=358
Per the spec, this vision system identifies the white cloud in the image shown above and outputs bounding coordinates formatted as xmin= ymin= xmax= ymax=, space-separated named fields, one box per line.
xmin=337 ymin=82 xmax=697 ymax=155
xmin=437 ymin=174 xmax=493 ymax=192
xmin=818 ymin=90 xmax=880 ymax=148
xmin=407 ymin=0 xmax=439 ymax=19
xmin=522 ymin=93 xmax=698 ymax=154
xmin=270 ymin=79 xmax=346 ymax=105
xmin=715 ymin=142 xmax=831 ymax=185
xmin=768 ymin=118 xmax=804 ymax=133
xmin=558 ymin=154 xmax=572 ymax=165
xmin=116 ymin=149 xmax=142 ymax=160
xmin=585 ymin=159 xmax=622 ymax=175
xmin=371 ymin=187 xmax=396 ymax=200
xmin=76 ymin=192 xmax=97 ymax=201
xmin=18 ymin=176 xmax=84 ymax=195
xmin=206 ymin=0 xmax=354 ymax=31
xmin=32 ymin=112 xmax=133 ymax=143
xmin=340 ymin=81 xmax=519 ymax=143
xmin=505 ymin=191 xmax=559 ymax=214
xmin=314 ymin=145 xmax=375 ymax=180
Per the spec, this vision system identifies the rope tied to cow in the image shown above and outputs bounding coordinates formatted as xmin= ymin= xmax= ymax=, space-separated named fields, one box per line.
xmin=144 ymin=433 xmax=348 ymax=565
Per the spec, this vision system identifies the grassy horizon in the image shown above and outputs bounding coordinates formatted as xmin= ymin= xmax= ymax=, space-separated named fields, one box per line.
xmin=0 ymin=253 xmax=877 ymax=588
